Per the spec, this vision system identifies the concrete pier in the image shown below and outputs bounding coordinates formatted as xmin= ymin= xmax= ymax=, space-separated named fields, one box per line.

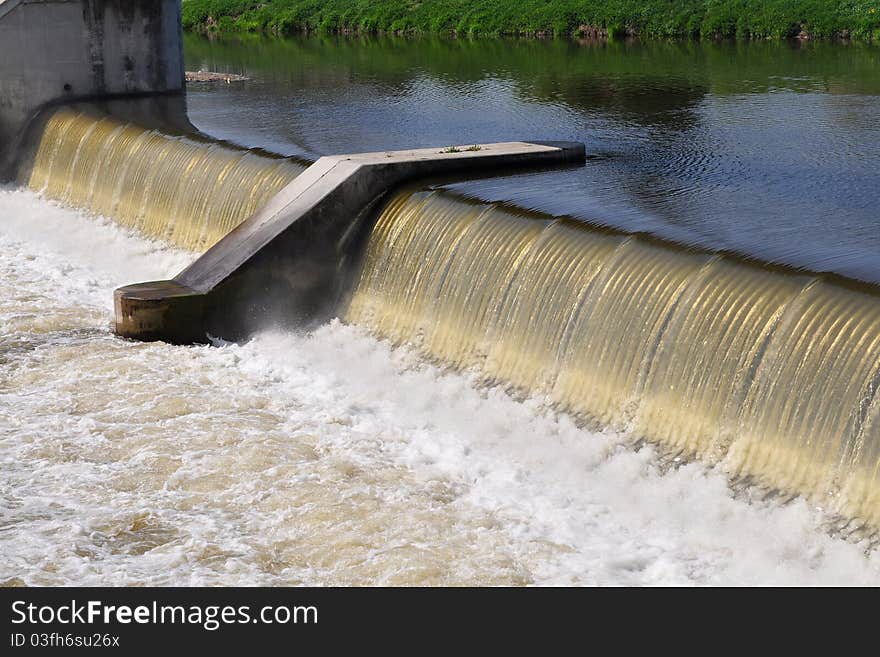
xmin=115 ymin=141 xmax=586 ymax=343
xmin=0 ymin=0 xmax=185 ymax=180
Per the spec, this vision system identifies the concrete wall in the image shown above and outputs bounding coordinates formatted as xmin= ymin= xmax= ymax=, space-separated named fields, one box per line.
xmin=115 ymin=142 xmax=587 ymax=343
xmin=0 ymin=0 xmax=184 ymax=178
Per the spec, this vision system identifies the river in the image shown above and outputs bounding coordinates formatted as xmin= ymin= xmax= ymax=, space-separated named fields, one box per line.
xmin=2 ymin=35 xmax=880 ymax=585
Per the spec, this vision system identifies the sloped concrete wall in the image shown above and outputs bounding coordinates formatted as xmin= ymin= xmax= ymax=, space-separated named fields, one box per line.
xmin=0 ymin=0 xmax=184 ymax=178
xmin=115 ymin=141 xmax=587 ymax=343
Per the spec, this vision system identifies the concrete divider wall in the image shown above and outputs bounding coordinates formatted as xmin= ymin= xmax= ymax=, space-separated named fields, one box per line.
xmin=114 ymin=142 xmax=586 ymax=343
xmin=0 ymin=0 xmax=185 ymax=179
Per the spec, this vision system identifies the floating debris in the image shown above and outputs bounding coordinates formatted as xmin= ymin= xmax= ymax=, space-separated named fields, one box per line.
xmin=185 ymin=70 xmax=250 ymax=83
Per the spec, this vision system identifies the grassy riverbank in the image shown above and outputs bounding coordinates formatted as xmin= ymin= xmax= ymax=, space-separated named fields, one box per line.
xmin=182 ymin=1 xmax=880 ymax=40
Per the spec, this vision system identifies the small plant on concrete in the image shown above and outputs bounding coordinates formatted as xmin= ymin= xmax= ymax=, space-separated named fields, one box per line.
xmin=441 ymin=146 xmax=462 ymax=153
xmin=465 ymin=144 xmax=482 ymax=151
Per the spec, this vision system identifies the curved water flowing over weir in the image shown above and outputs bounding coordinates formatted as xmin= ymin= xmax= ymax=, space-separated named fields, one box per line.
xmin=346 ymin=190 xmax=880 ymax=528
xmin=20 ymin=105 xmax=880 ymax=531
xmin=27 ymin=109 xmax=306 ymax=251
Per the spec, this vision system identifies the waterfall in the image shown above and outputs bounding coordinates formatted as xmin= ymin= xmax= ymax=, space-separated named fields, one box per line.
xmin=347 ymin=189 xmax=880 ymax=527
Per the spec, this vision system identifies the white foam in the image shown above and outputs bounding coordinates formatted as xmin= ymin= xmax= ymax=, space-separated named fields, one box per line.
xmin=1 ymin=188 xmax=878 ymax=585
xmin=0 ymin=186 xmax=195 ymax=310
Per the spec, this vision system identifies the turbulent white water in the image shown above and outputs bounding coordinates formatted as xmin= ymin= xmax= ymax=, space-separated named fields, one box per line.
xmin=2 ymin=187 xmax=880 ymax=585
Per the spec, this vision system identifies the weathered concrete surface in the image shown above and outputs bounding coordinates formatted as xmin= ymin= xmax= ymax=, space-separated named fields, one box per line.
xmin=0 ymin=0 xmax=185 ymax=180
xmin=113 ymin=280 xmax=207 ymax=344
xmin=115 ymin=141 xmax=586 ymax=343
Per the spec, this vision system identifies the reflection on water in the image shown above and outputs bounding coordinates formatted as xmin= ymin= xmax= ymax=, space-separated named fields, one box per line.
xmin=184 ymin=34 xmax=880 ymax=283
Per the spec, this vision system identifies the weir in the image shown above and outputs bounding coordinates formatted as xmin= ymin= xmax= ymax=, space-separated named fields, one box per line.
xmin=112 ymin=141 xmax=586 ymax=342
xmin=27 ymin=108 xmax=306 ymax=251
xmin=0 ymin=1 xmax=586 ymax=342
xmin=3 ymin=1 xmax=880 ymax=535
xmin=346 ymin=190 xmax=880 ymax=527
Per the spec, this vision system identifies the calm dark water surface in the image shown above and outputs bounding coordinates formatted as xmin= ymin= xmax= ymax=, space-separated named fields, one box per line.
xmin=183 ymin=35 xmax=880 ymax=282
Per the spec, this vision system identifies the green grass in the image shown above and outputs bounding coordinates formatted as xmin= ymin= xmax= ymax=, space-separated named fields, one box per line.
xmin=181 ymin=1 xmax=880 ymax=40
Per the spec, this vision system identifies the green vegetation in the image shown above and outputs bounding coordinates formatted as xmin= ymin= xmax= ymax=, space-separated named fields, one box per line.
xmin=182 ymin=1 xmax=880 ymax=40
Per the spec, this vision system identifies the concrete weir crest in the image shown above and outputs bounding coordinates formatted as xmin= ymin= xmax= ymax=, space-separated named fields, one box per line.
xmin=114 ymin=141 xmax=586 ymax=344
